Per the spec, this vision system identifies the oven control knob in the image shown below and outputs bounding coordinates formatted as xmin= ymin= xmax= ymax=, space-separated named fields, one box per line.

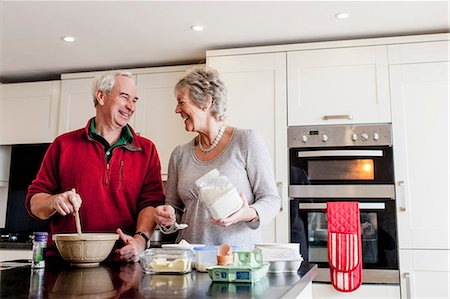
xmin=301 ymin=135 xmax=308 ymax=143
xmin=361 ymin=133 xmax=369 ymax=141
xmin=352 ymin=133 xmax=358 ymax=141
xmin=322 ymin=134 xmax=328 ymax=142
xmin=373 ymin=132 xmax=380 ymax=140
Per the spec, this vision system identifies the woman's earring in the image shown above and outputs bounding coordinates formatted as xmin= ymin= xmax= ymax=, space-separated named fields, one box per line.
xmin=203 ymin=107 xmax=207 ymax=111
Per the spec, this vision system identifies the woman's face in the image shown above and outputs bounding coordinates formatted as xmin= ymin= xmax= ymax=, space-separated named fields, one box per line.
xmin=175 ymin=87 xmax=209 ymax=133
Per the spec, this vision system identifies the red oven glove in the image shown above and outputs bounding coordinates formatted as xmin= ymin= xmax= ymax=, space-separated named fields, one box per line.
xmin=327 ymin=201 xmax=362 ymax=292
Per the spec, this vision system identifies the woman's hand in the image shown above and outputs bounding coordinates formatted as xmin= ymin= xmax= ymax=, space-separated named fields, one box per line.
xmin=154 ymin=205 xmax=176 ymax=227
xmin=210 ymin=192 xmax=258 ymax=227
xmin=50 ymin=189 xmax=82 ymax=216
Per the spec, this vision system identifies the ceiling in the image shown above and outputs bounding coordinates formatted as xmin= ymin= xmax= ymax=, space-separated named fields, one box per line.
xmin=1 ymin=1 xmax=449 ymax=83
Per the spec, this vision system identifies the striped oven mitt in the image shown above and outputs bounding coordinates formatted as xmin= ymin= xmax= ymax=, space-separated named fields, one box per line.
xmin=327 ymin=201 xmax=362 ymax=292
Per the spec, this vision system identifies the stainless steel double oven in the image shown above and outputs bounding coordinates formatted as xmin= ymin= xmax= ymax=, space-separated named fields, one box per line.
xmin=288 ymin=124 xmax=399 ymax=284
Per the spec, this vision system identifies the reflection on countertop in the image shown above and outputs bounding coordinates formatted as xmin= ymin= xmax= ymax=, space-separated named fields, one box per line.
xmin=0 ymin=259 xmax=317 ymax=299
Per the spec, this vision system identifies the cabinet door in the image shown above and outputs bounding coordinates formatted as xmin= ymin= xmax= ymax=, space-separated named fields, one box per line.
xmin=389 ymin=40 xmax=449 ymax=64
xmin=312 ymin=283 xmax=400 ymax=299
xmin=59 ymin=77 xmax=136 ymax=134
xmin=0 ymin=249 xmax=32 ymax=262
xmin=134 ymin=68 xmax=193 ymax=176
xmin=58 ymin=78 xmax=96 ymax=134
xmin=390 ymin=62 xmax=449 ymax=250
xmin=208 ymin=52 xmax=288 ymax=243
xmin=0 ymin=81 xmax=60 ymax=144
xmin=288 ymin=46 xmax=390 ymax=125
xmin=399 ymin=249 xmax=450 ymax=299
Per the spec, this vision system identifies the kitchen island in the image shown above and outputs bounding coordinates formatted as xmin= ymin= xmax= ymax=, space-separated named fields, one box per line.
xmin=0 ymin=259 xmax=317 ymax=298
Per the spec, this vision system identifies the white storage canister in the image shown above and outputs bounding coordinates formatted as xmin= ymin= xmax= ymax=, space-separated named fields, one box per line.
xmin=195 ymin=169 xmax=243 ymax=219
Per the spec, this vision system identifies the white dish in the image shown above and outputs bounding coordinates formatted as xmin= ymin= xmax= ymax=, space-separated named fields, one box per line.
xmin=268 ymin=259 xmax=303 ymax=273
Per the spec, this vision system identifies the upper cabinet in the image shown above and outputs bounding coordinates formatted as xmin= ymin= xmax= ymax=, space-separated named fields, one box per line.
xmin=0 ymin=81 xmax=60 ymax=144
xmin=287 ymin=46 xmax=390 ymax=126
xmin=59 ymin=77 xmax=95 ymax=134
xmin=388 ymin=40 xmax=449 ymax=64
xmin=134 ymin=66 xmax=193 ymax=176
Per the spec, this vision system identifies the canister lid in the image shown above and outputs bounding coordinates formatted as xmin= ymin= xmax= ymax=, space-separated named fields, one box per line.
xmin=195 ymin=168 xmax=220 ymax=187
xmin=34 ymin=232 xmax=48 ymax=242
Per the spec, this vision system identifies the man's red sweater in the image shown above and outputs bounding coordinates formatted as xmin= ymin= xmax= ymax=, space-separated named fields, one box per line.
xmin=26 ymin=121 xmax=165 ymax=256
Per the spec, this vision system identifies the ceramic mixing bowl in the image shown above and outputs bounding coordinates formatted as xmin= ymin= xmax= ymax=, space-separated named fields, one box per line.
xmin=52 ymin=233 xmax=119 ymax=267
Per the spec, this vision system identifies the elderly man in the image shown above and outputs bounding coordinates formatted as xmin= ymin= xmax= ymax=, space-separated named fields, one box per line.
xmin=26 ymin=71 xmax=164 ymax=262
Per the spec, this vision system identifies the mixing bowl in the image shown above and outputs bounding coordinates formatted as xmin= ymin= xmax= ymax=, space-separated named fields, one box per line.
xmin=53 ymin=233 xmax=119 ymax=267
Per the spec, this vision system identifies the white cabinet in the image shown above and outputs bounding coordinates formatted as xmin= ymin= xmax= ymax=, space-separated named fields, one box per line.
xmin=399 ymin=250 xmax=450 ymax=299
xmin=0 ymin=81 xmax=60 ymax=144
xmin=134 ymin=66 xmax=193 ymax=176
xmin=207 ymin=52 xmax=288 ymax=243
xmin=0 ymin=249 xmax=32 ymax=262
xmin=312 ymin=282 xmax=400 ymax=299
xmin=390 ymin=61 xmax=449 ymax=250
xmin=58 ymin=77 xmax=96 ymax=134
xmin=312 ymin=283 xmax=400 ymax=299
xmin=59 ymin=75 xmax=136 ymax=134
xmin=389 ymin=40 xmax=450 ymax=299
xmin=287 ymin=46 xmax=390 ymax=125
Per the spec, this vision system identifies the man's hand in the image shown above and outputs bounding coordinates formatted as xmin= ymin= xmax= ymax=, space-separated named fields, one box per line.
xmin=115 ymin=228 xmax=146 ymax=263
xmin=50 ymin=189 xmax=82 ymax=216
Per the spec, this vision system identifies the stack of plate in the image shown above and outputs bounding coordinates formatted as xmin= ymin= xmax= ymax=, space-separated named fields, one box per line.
xmin=254 ymin=243 xmax=303 ymax=273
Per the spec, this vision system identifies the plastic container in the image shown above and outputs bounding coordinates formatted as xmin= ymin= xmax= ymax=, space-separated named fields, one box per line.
xmin=195 ymin=169 xmax=243 ymax=219
xmin=194 ymin=245 xmax=239 ymax=272
xmin=32 ymin=232 xmax=48 ymax=269
xmin=139 ymin=248 xmax=194 ymax=274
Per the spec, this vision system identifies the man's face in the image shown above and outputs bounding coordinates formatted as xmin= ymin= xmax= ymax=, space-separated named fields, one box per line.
xmin=99 ymin=76 xmax=138 ymax=129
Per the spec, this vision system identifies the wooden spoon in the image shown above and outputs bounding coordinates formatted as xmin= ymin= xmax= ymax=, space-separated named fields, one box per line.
xmin=71 ymin=188 xmax=82 ymax=235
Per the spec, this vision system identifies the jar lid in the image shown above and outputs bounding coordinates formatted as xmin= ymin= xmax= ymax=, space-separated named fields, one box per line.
xmin=194 ymin=168 xmax=220 ymax=188
xmin=34 ymin=232 xmax=48 ymax=241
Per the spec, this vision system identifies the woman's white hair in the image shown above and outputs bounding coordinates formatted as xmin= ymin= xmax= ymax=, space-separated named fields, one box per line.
xmin=174 ymin=66 xmax=227 ymax=122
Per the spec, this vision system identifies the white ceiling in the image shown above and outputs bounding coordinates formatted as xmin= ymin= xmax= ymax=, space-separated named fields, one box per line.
xmin=1 ymin=1 xmax=449 ymax=83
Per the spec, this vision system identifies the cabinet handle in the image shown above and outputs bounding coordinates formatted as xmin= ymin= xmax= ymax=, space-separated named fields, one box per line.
xmin=398 ymin=180 xmax=407 ymax=211
xmin=404 ymin=272 xmax=411 ymax=299
xmin=322 ymin=114 xmax=353 ymax=120
xmin=276 ymin=181 xmax=283 ymax=212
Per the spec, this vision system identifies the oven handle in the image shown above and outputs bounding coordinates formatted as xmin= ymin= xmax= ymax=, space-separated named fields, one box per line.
xmin=297 ymin=150 xmax=383 ymax=158
xmin=299 ymin=202 xmax=385 ymax=210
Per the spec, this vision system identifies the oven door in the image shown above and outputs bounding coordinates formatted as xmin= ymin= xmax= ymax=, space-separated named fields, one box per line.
xmin=290 ymin=199 xmax=399 ymax=284
xmin=289 ymin=146 xmax=395 ymax=199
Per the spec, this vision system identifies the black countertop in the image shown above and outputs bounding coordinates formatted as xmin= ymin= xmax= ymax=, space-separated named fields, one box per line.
xmin=0 ymin=260 xmax=317 ymax=299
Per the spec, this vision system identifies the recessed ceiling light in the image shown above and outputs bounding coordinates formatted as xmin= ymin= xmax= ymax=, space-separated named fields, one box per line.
xmin=190 ymin=25 xmax=205 ymax=32
xmin=335 ymin=12 xmax=350 ymax=19
xmin=62 ymin=36 xmax=76 ymax=42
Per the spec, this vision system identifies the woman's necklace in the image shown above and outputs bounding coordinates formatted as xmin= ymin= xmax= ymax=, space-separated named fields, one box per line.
xmin=198 ymin=126 xmax=226 ymax=153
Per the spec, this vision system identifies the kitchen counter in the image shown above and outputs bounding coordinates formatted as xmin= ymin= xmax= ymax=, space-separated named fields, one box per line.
xmin=0 ymin=259 xmax=317 ymax=298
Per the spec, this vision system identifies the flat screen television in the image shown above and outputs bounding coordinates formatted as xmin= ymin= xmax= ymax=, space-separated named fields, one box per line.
xmin=4 ymin=143 xmax=51 ymax=235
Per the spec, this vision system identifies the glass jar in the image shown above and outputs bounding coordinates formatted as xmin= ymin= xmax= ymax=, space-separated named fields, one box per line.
xmin=195 ymin=169 xmax=243 ymax=219
xmin=139 ymin=248 xmax=194 ymax=274
xmin=31 ymin=232 xmax=48 ymax=269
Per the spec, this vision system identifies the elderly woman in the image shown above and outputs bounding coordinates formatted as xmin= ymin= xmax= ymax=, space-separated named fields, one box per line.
xmin=155 ymin=66 xmax=280 ymax=250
